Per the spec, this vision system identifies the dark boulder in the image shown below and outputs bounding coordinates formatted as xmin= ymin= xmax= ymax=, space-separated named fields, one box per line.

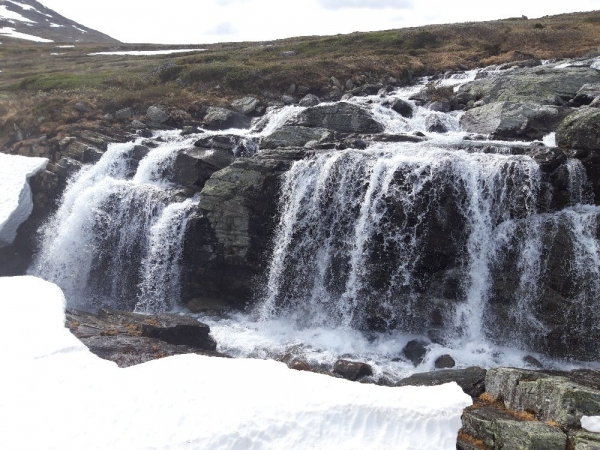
xmin=402 ymin=339 xmax=429 ymax=366
xmin=434 ymin=354 xmax=456 ymax=369
xmin=299 ymin=94 xmax=320 ymax=107
xmin=386 ymin=98 xmax=414 ymax=118
xmin=332 ymin=359 xmax=373 ymax=381
xmin=425 ymin=115 xmax=448 ymax=133
xmin=572 ymin=83 xmax=600 ymax=106
xmin=231 ymin=96 xmax=259 ymax=115
xmin=396 ymin=367 xmax=487 ymax=398
xmin=287 ymin=102 xmax=384 ymax=134
xmin=146 ymin=105 xmax=170 ymax=124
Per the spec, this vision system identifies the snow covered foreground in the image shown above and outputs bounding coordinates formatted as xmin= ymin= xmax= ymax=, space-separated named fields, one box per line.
xmin=0 ymin=277 xmax=471 ymax=450
xmin=0 ymin=153 xmax=47 ymax=247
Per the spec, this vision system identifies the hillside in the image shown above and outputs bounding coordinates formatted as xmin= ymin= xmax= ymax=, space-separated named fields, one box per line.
xmin=0 ymin=0 xmax=118 ymax=43
xmin=0 ymin=9 xmax=599 ymax=157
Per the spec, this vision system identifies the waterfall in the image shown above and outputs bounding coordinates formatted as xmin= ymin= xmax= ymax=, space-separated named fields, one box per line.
xmin=30 ymin=139 xmax=197 ymax=312
xmin=259 ymin=142 xmax=599 ymax=354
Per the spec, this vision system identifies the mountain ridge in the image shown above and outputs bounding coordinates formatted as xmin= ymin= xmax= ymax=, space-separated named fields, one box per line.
xmin=0 ymin=0 xmax=118 ymax=43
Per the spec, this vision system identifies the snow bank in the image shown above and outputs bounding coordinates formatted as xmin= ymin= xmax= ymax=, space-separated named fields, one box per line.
xmin=582 ymin=416 xmax=600 ymax=433
xmin=0 ymin=276 xmax=471 ymax=450
xmin=0 ymin=153 xmax=47 ymax=247
xmin=0 ymin=4 xmax=34 ymax=23
xmin=88 ymin=49 xmax=206 ymax=56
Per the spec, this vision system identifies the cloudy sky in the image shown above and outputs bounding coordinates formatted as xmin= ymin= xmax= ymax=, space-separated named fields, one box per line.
xmin=40 ymin=0 xmax=599 ymax=44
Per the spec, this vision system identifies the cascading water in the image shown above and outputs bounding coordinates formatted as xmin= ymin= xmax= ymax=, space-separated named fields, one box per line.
xmin=27 ymin=61 xmax=600 ymax=380
xmin=30 ymin=137 xmax=200 ymax=312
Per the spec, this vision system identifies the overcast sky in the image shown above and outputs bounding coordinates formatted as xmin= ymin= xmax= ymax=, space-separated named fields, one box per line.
xmin=39 ymin=0 xmax=599 ymax=44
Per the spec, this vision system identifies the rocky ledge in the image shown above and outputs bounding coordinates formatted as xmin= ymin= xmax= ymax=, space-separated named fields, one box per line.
xmin=66 ymin=308 xmax=223 ymax=367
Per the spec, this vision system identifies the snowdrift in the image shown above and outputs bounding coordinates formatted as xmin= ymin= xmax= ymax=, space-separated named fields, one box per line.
xmin=0 ymin=276 xmax=471 ymax=449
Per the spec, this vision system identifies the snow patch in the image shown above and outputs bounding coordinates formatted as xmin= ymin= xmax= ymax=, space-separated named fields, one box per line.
xmin=582 ymin=416 xmax=600 ymax=433
xmin=88 ymin=49 xmax=206 ymax=56
xmin=0 ymin=154 xmax=47 ymax=247
xmin=56 ymin=45 xmax=74 ymax=48
xmin=0 ymin=4 xmax=34 ymax=23
xmin=49 ymin=23 xmax=62 ymax=28
xmin=0 ymin=276 xmax=471 ymax=450
xmin=72 ymin=25 xmax=87 ymax=33
xmin=0 ymin=26 xmax=52 ymax=42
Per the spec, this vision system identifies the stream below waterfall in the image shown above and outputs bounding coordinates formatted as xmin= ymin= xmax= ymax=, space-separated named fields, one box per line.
xmin=29 ymin=62 xmax=600 ymax=383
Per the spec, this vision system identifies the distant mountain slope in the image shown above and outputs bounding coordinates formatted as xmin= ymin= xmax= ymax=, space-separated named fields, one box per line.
xmin=0 ymin=0 xmax=119 ymax=43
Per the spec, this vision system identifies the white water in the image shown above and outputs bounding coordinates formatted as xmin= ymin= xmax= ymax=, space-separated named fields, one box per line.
xmin=28 ymin=67 xmax=600 ymax=378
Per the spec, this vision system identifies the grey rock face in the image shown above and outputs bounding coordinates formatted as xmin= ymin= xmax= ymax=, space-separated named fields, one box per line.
xmin=458 ymin=66 xmax=600 ymax=104
xmin=231 ymin=96 xmax=259 ymax=115
xmin=261 ymin=126 xmax=332 ymax=149
xmin=181 ymin=149 xmax=307 ymax=308
xmin=203 ymin=107 xmax=252 ymax=130
xmin=170 ymin=147 xmax=235 ymax=190
xmin=402 ymin=339 xmax=428 ymax=366
xmin=485 ymin=368 xmax=600 ymax=427
xmin=568 ymin=431 xmax=600 ymax=450
xmin=146 ymin=106 xmax=169 ymax=124
xmin=556 ymin=108 xmax=600 ymax=150
xmin=287 ymin=103 xmax=384 ymax=133
xmin=460 ymin=101 xmax=571 ymax=140
xmin=462 ymin=406 xmax=567 ymax=450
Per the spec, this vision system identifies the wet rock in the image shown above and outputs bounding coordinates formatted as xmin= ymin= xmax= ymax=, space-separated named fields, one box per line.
xmin=261 ymin=126 xmax=332 ymax=149
xmin=52 ymin=157 xmax=83 ymax=179
xmin=396 ymin=367 xmax=487 ymax=398
xmin=203 ymin=107 xmax=252 ymax=130
xmin=485 ymin=367 xmax=600 ymax=427
xmin=372 ymin=134 xmax=424 ymax=143
xmin=138 ymin=129 xmax=153 ymax=138
xmin=434 ymin=354 xmax=456 ymax=369
xmin=402 ymin=339 xmax=428 ymax=366
xmin=427 ymin=100 xmax=451 ymax=112
xmin=194 ymin=134 xmax=257 ymax=157
xmin=556 ymin=108 xmax=600 ymax=150
xmin=60 ymin=138 xmax=103 ymax=164
xmin=181 ymin=126 xmax=201 ymax=136
xmin=170 ymin=147 xmax=235 ymax=190
xmin=573 ymin=83 xmax=600 ymax=106
xmin=183 ymin=149 xmax=307 ymax=308
xmin=287 ymin=103 xmax=384 ymax=134
xmin=386 ymin=98 xmax=413 ymax=118
xmin=231 ymin=96 xmax=259 ymax=115
xmin=458 ymin=66 xmax=600 ymax=104
xmin=460 ymin=102 xmax=572 ymax=140
xmin=425 ymin=115 xmax=448 ymax=133
xmin=289 ymin=360 xmax=312 ymax=371
xmin=114 ymin=107 xmax=134 ymax=120
xmin=523 ymin=355 xmax=544 ymax=369
xmin=146 ymin=105 xmax=169 ymax=124
xmin=332 ymin=359 xmax=373 ymax=381
xmin=299 ymin=94 xmax=320 ymax=107
xmin=66 ymin=309 xmax=221 ymax=368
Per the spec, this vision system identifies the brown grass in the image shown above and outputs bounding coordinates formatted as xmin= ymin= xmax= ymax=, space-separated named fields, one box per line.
xmin=0 ymin=10 xmax=598 ymax=150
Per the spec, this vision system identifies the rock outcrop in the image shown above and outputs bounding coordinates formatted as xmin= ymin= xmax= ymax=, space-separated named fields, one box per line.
xmin=286 ymin=103 xmax=384 ymax=134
